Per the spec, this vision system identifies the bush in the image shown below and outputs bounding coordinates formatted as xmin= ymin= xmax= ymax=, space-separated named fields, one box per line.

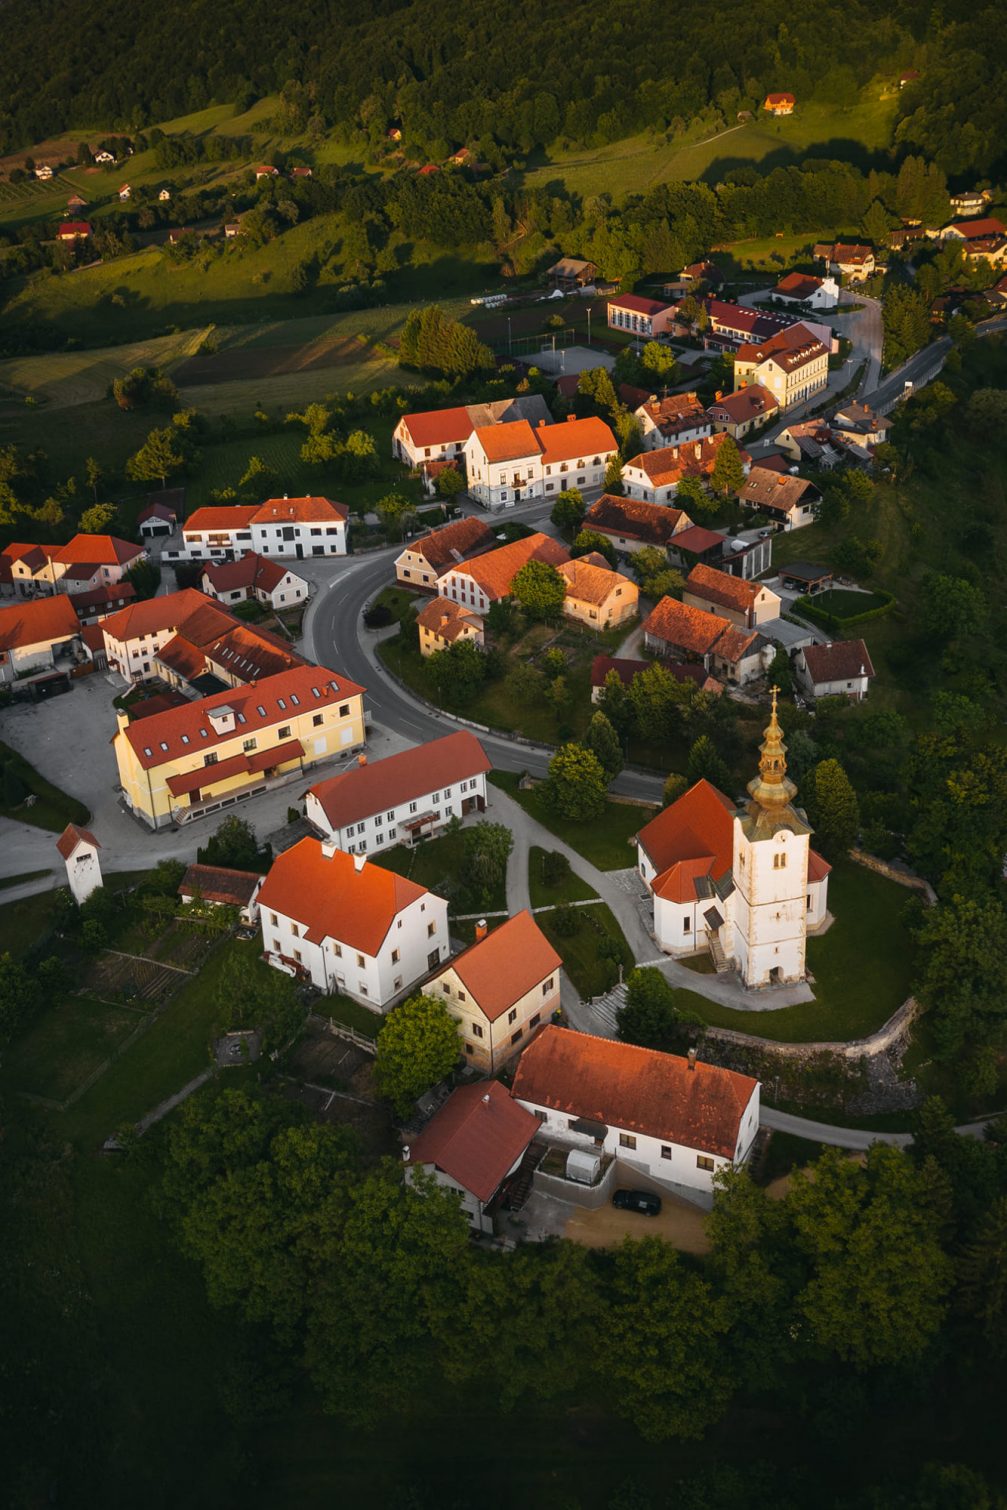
xmin=363 ymin=603 xmax=394 ymax=628
xmin=541 ymin=850 xmax=571 ymax=886
xmin=550 ymin=904 xmax=582 ymax=937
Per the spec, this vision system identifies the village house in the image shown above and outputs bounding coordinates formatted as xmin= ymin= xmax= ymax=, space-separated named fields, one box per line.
xmin=305 ymin=731 xmax=489 ymax=852
xmin=426 ymin=911 xmax=562 ymax=1074
xmin=0 ymin=595 xmax=80 ymax=682
xmin=416 ymin=597 xmax=485 ymax=657
xmin=621 ymin=432 xmax=749 ymax=505
xmin=394 ymin=516 xmax=495 ymax=591
xmin=511 ymin=1026 xmax=761 ymax=1201
xmin=67 ymin=194 xmax=88 ymax=211
xmin=770 ymin=271 xmax=839 ymax=310
xmin=113 ymin=664 xmax=366 ymax=830
xmin=558 ymin=557 xmax=638 ymax=630
xmin=439 ymin=532 xmax=570 ymax=615
xmin=636 ymin=696 xmax=831 ymax=982
xmin=582 ymin=494 xmax=693 ymax=555
xmin=546 ymin=257 xmax=599 ymax=290
xmin=1 ymin=534 xmax=145 ymax=597
xmin=776 ymin=420 xmax=844 ymax=469
xmin=634 ymin=391 xmax=712 ymax=450
xmin=405 ymin=1080 xmax=540 ymax=1233
xmin=606 ymin=293 xmax=678 ymax=338
xmin=706 ymin=384 xmax=780 ymax=440
xmin=177 ymin=863 xmax=263 ymax=924
xmin=101 ymin=588 xmax=249 ymax=681
xmin=159 ymin=619 xmax=305 ymax=694
xmin=136 ymin=500 xmax=178 ymax=538
xmin=118 ymin=183 xmax=131 ymax=201
xmin=683 ymin=563 xmax=781 ymax=629
xmin=642 ymin=595 xmax=773 ymax=686
xmin=795 ymin=639 xmax=876 ymax=702
xmin=463 ymin=415 xmax=617 ymax=510
xmin=703 ymin=298 xmax=794 ymax=351
xmin=94 ymin=150 xmax=115 ymax=164
xmin=898 ymin=69 xmax=920 ymax=88
xmin=56 ymin=824 xmax=103 ymax=905
xmin=201 ymin=552 xmax=309 ymax=611
xmin=740 ymin=467 xmax=822 ymax=530
xmin=391 ymin=395 xmax=551 ymax=469
xmin=709 ymin=625 xmax=774 ymax=686
xmin=733 ymin=323 xmax=830 ymax=411
xmin=938 ymin=217 xmax=1007 ymax=265
xmin=763 ymin=92 xmax=795 ymax=115
xmin=949 ymin=190 xmax=991 ymax=217
xmin=34 ymin=164 xmax=54 ymax=181
xmin=813 ymin=242 xmax=876 ymax=283
xmin=158 ymin=188 xmax=172 ymax=201
xmin=57 ymin=219 xmax=92 ymax=241
xmin=254 ymin=165 xmax=279 ymax=179
xmin=179 ymin=496 xmax=348 ymax=560
xmin=668 ymin=524 xmax=773 ymax=582
xmin=67 ymin=582 xmax=137 ymax=626
xmin=257 ymin=836 xmax=449 ymax=1007
xmin=590 ymin=655 xmax=721 ymax=702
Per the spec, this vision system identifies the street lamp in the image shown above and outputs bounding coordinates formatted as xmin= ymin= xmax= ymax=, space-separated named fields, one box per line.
xmin=587 ymin=307 xmax=592 ymax=347
xmin=507 ymin=316 xmax=512 ymax=355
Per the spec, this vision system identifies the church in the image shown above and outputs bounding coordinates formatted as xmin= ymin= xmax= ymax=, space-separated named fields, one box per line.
xmin=636 ymin=692 xmax=831 ymax=988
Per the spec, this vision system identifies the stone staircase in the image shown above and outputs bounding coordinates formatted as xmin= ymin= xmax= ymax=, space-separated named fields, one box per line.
xmin=706 ymin=931 xmax=731 ymax=974
xmin=587 ymin=983 xmax=626 ymax=1037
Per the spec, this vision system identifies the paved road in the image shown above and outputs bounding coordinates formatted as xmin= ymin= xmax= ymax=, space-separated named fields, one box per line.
xmin=760 ymin=1104 xmax=1002 ymax=1151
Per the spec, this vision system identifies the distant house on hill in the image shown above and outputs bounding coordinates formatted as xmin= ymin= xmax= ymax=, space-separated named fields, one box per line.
xmin=158 ymin=187 xmax=172 ymax=201
xmin=546 ymin=256 xmax=599 ymax=290
xmin=57 ymin=221 xmax=92 ymax=241
xmin=34 ymin=164 xmax=54 ymax=181
xmin=764 ymin=93 xmax=795 ymax=115
xmin=118 ymin=183 xmax=131 ymax=201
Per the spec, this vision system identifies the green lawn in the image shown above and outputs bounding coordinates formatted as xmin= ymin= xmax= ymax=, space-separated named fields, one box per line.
xmin=0 ymin=738 xmax=90 ymax=831
xmin=0 ymin=868 xmax=50 ymax=890
xmin=376 ymin=828 xmax=507 ymax=916
xmin=0 ymin=888 xmax=60 ymax=957
xmin=316 ymin=993 xmax=384 ymax=1040
xmin=804 ymin=588 xmax=893 ymax=620
xmin=536 ymin=901 xmax=632 ymax=999
xmin=528 ymin=845 xmax=599 ymax=907
xmin=490 ymin=770 xmax=654 ymax=871
xmin=680 ymin=862 xmax=915 ymax=1043
xmin=0 ymin=994 xmax=142 ymax=1103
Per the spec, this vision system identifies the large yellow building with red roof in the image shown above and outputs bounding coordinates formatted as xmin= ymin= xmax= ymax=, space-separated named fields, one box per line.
xmin=463 ymin=415 xmax=617 ymax=509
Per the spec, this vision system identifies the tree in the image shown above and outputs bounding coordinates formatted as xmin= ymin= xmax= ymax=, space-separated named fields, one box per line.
xmin=549 ymin=487 xmax=585 ymax=534
xmin=374 ymin=994 xmax=460 ymax=1115
xmin=545 ymin=742 xmax=607 ymax=822
xmin=617 ymin=966 xmax=689 ymax=1051
xmin=375 ymin=491 xmax=417 ymax=539
xmin=594 ymin=1238 xmax=732 ymax=1441
xmin=125 ymin=426 xmax=185 ymax=487
xmin=633 ymin=546 xmax=669 ymax=586
xmin=687 ymin=734 xmax=730 ymax=789
xmin=767 ymin=647 xmax=793 ymax=697
xmin=966 ymin=388 xmax=1007 ymax=433
xmin=239 ymin=454 xmax=279 ymax=493
xmin=785 ymin=1144 xmax=953 ymax=1368
xmin=571 ymin=529 xmax=617 ymax=567
xmin=437 ymin=464 xmax=465 ymax=499
xmin=0 ymin=951 xmax=38 ymax=1043
xmin=575 ymin=366 xmax=619 ymax=420
xmin=84 ymin=456 xmax=102 ymax=502
xmin=426 ymin=638 xmax=486 ymax=706
xmin=460 ymin=822 xmax=513 ymax=904
xmin=806 ymin=758 xmax=859 ymax=856
xmin=399 ymin=305 xmax=494 ymax=379
xmin=710 ymin=434 xmax=746 ymax=497
xmin=674 ymin=473 xmax=715 ymax=518
xmin=662 ymin=771 xmax=688 ymax=807
xmin=511 ymin=560 xmax=565 ymax=622
xmin=921 ymin=573 xmax=986 ymax=640
xmin=959 ymin=1195 xmax=1007 ymax=1358
xmin=583 ymin=710 xmax=623 ymax=782
xmin=640 ymin=341 xmax=677 ymax=380
xmin=914 ymin=894 xmax=1007 ymax=1056
xmin=126 ymin=558 xmax=162 ymax=600
xmin=215 ymin=949 xmax=306 ymax=1052
xmin=197 ymin=815 xmax=270 ymax=871
xmin=78 ymin=502 xmax=118 ymax=534
xmin=337 ymin=429 xmax=378 ymax=481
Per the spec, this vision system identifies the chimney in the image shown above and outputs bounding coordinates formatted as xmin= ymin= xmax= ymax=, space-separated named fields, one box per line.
xmin=688 ymin=1047 xmax=697 ymax=1072
xmin=353 ymin=853 xmax=367 ymax=873
xmin=357 ymin=753 xmax=367 ymax=767
xmin=475 ymin=918 xmax=488 ymax=942
xmin=321 ymin=841 xmax=336 ymax=859
xmin=401 ymin=1144 xmax=410 ymax=1162
xmin=482 ymin=1093 xmax=491 ymax=1105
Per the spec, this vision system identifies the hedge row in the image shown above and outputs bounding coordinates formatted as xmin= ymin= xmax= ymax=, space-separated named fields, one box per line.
xmin=795 ymin=591 xmax=895 ymax=633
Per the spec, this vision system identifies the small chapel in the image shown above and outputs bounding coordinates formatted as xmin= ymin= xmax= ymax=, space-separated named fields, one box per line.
xmin=636 ymin=690 xmax=831 ymax=988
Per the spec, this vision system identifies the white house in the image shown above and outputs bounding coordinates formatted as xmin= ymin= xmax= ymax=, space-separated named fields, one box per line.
xmin=770 ymin=272 xmax=840 ymax=310
xmin=682 ymin=563 xmax=781 ymax=629
xmin=511 ymin=1026 xmax=761 ymax=1201
xmin=257 ymin=837 xmax=450 ymax=1010
xmin=795 ymin=639 xmax=876 ymax=702
xmin=100 ymin=588 xmax=235 ymax=682
xmin=463 ymin=416 xmax=616 ymax=510
xmin=177 ymin=862 xmax=263 ymax=924
xmin=621 ymin=433 xmax=749 ymax=505
xmin=178 ymin=496 xmax=348 ymax=561
xmin=634 ymin=392 xmax=712 ymax=450
xmin=405 ymin=1080 xmax=540 ymax=1233
xmin=305 ymin=731 xmax=490 ymax=852
xmin=439 ymin=532 xmax=570 ymax=615
xmin=34 ymin=164 xmax=54 ymax=181
xmin=56 ymin=824 xmax=103 ymax=905
xmin=0 ymin=596 xmax=79 ymax=682
xmin=391 ymin=395 xmax=552 ymax=469
xmin=606 ymin=293 xmax=678 ymax=338
xmin=201 ymin=552 xmax=309 ymax=611
xmin=1 ymin=534 xmax=145 ymax=596
xmin=635 ymin=694 xmax=831 ymax=984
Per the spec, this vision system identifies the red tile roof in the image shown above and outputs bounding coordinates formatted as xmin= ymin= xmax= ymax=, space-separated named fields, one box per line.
xmin=473 ymin=418 xmax=540 ymax=463
xmin=183 ymin=505 xmax=258 ymax=533
xmin=251 ymin=496 xmax=348 ymax=525
xmin=741 ymin=466 xmax=820 ymax=516
xmin=178 ymin=864 xmax=262 ymax=908
xmin=511 ymin=1026 xmax=758 ymax=1160
xmin=536 ymin=415 xmax=616 ymax=464
xmin=399 ymin=406 xmax=475 ymax=449
xmin=205 ymin=622 xmax=305 ymax=681
xmin=672 ymin=524 xmax=728 ymax=554
xmin=165 ymin=739 xmax=303 ymax=796
xmin=406 ymin=516 xmax=494 ymax=573
xmin=773 ymin=272 xmax=825 ymax=300
xmin=53 ymin=533 xmax=143 ymax=567
xmin=627 ymin=431 xmax=747 ymax=488
xmin=637 ymin=779 xmax=736 ymax=901
xmin=802 ymin=638 xmax=876 ymax=684
xmin=559 ymin=558 xmax=635 ymax=607
xmin=710 ymin=623 xmax=762 ymax=665
xmin=56 ymin=823 xmax=100 ymax=860
xmin=308 ymin=732 xmax=489 ymax=832
xmin=946 ymin=217 xmax=1006 ymax=241
xmin=685 ymin=562 xmax=764 ymax=616
xmin=608 ymin=293 xmax=673 ymax=317
xmin=57 ymin=221 xmax=92 ymax=237
xmin=764 ymin=92 xmax=795 ymax=107
xmin=137 ymin=501 xmax=178 ymax=524
xmin=807 ymin=849 xmax=832 ymax=884
xmin=642 ymin=596 xmax=729 ymax=656
xmin=448 ymin=532 xmax=569 ymax=602
xmin=122 ymin=665 xmax=363 ymax=770
xmin=100 ymin=588 xmax=229 ymax=645
xmin=203 ymin=552 xmax=289 ymax=596
xmin=445 ymin=910 xmax=561 ymax=1023
xmin=584 ymin=494 xmax=691 ymax=547
xmin=736 ymin=322 xmax=828 ymax=373
xmin=0 ymin=595 xmax=79 ymax=652
xmin=416 ymin=596 xmax=483 ymax=643
xmin=257 ymin=836 xmax=435 ymax=955
xmin=408 ymin=1080 xmax=539 ymax=1203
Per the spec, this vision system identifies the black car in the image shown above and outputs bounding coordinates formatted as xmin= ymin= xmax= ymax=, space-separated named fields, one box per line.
xmin=612 ymin=1188 xmax=662 ymax=1217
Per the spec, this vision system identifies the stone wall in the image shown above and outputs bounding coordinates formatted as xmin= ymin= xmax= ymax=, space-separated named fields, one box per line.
xmin=849 ymin=849 xmax=937 ymax=905
xmin=703 ymin=996 xmax=919 ymax=1063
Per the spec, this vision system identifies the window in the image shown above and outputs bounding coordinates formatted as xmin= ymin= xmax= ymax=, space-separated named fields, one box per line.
xmin=242 ymin=738 xmax=256 ymax=752
xmin=619 ymin=1134 xmax=637 ymax=1150
xmin=458 ymin=990 xmax=466 ymax=1002
xmin=290 ymin=924 xmax=299 ymax=938
xmin=333 ymin=944 xmax=342 ymax=957
xmin=272 ymin=938 xmax=281 ymax=951
xmin=339 ymin=703 xmax=349 ymax=717
xmin=387 ymin=810 xmax=394 ymax=821
xmin=312 ymin=713 xmax=324 ymax=727
xmin=534 ymin=1109 xmax=547 ymax=1122
xmin=293 ymin=949 xmax=302 ymax=963
xmin=204 ymin=752 xmax=218 ymax=767
xmin=391 ymin=949 xmax=400 ymax=964
xmin=661 ymin=1146 xmax=673 ymax=1161
xmin=697 ymin=1155 xmax=715 ymax=1172
xmin=376 ymin=832 xmax=384 ymax=845
xmin=507 ymin=1008 xmax=518 ymax=1024
xmin=359 ymin=985 xmax=368 ymax=997
xmin=442 ymin=982 xmax=450 ymax=994
xmin=357 ymin=822 xmax=366 ymax=835
xmin=409 ymin=801 xmax=417 ymax=814
xmin=472 ymin=1023 xmax=483 ymax=1039
xmin=427 ymin=921 xmax=437 ymax=937
xmin=683 ymin=916 xmax=691 ymax=934
xmin=356 ymin=954 xmax=364 ymax=967
xmin=530 ymin=1013 xmax=540 ymax=1028
xmin=807 ymin=893 xmax=812 ymax=910
xmin=465 ymin=1043 xmax=474 ymax=1055
xmin=511 ymin=1028 xmax=523 ymax=1045
xmin=375 ymin=813 xmax=383 ymax=826
xmin=278 ymin=725 xmax=291 ymax=739
xmin=773 ymin=852 xmax=787 ymax=870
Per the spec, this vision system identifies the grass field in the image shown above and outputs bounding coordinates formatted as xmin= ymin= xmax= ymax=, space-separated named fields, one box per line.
xmin=523 ymin=93 xmax=898 ymax=200
xmin=0 ymin=994 xmax=143 ymax=1103
xmin=377 ymin=827 xmax=508 ymax=916
xmin=537 ymin=900 xmax=632 ymax=999
xmin=490 ymin=771 xmax=655 ymax=871
xmin=0 ymin=738 xmax=90 ymax=831
xmin=528 ymin=845 xmax=599 ymax=907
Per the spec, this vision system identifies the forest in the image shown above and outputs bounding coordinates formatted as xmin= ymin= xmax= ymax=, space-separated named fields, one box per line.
xmin=0 ymin=0 xmax=1002 ymax=180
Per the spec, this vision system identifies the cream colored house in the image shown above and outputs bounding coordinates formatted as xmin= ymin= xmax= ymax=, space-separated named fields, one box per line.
xmin=427 ymin=911 xmax=562 ymax=1073
xmin=682 ymin=563 xmax=781 ymax=629
xmin=417 ymin=597 xmax=485 ymax=657
xmin=558 ymin=557 xmax=638 ymax=631
xmin=733 ymin=323 xmax=829 ymax=411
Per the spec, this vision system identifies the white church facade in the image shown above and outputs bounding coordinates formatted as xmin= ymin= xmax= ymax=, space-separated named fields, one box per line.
xmin=636 ymin=692 xmax=830 ymax=987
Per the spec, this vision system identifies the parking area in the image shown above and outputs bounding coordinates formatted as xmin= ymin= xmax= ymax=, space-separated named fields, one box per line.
xmin=504 ymin=1183 xmax=712 ymax=1254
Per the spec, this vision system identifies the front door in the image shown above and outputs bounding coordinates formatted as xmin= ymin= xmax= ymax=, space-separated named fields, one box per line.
xmin=427 ymin=948 xmax=440 ymax=970
xmin=296 ymin=543 xmax=303 ymax=558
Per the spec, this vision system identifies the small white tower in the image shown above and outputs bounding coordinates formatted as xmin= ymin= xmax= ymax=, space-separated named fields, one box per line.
xmin=56 ymin=823 xmax=103 ymax=905
xmin=731 ymin=689 xmax=811 ymax=988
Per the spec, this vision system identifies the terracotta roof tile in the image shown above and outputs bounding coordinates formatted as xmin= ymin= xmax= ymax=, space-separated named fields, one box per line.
xmin=53 ymin=533 xmax=144 ymax=567
xmin=444 ymin=911 xmax=561 ymax=1023
xmin=511 ymin=1026 xmax=758 ymax=1160
xmin=472 ymin=419 xmax=540 ymax=464
xmin=741 ymin=466 xmax=821 ymax=515
xmin=608 ymin=293 xmax=673 ymax=316
xmin=203 ymin=552 xmax=290 ymax=596
xmin=707 ymin=385 xmax=778 ymax=424
xmin=448 ymin=533 xmax=569 ymax=602
xmin=802 ymin=638 xmax=875 ymax=684
xmin=251 ymin=496 xmax=348 ymax=525
xmin=0 ymin=595 xmax=79 ymax=652
xmin=638 ymin=778 xmax=736 ymax=884
xmin=584 ymin=495 xmax=691 ymax=547
xmin=178 ymin=863 xmax=262 ymax=907
xmin=308 ymin=732 xmax=489 ymax=832
xmin=626 ymin=431 xmax=747 ymax=487
xmin=685 ymin=562 xmax=762 ymax=616
xmin=416 ymin=596 xmax=483 ymax=643
xmin=642 ymin=595 xmax=729 ymax=655
xmin=56 ymin=823 xmax=100 ymax=860
xmin=399 ymin=406 xmax=475 ymax=448
xmin=558 ymin=558 xmax=635 ymax=607
xmin=257 ymin=836 xmax=435 ymax=956
xmin=408 ymin=1080 xmax=539 ymax=1203
xmin=183 ymin=505 xmax=258 ymax=533
xmin=100 ymin=588 xmax=229 ymax=645
xmin=406 ymin=517 xmax=494 ymax=574
xmin=536 ymin=415 xmax=616 ymax=465
xmin=773 ymin=272 xmax=824 ymax=300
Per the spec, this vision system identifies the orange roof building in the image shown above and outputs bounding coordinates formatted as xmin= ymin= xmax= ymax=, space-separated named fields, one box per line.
xmin=257 ymin=836 xmax=449 ymax=1007
xmin=395 ymin=515 xmax=495 ymax=590
xmin=427 ymin=911 xmax=562 ymax=1073
xmin=0 ymin=594 xmax=79 ymax=678
xmin=634 ymin=390 xmax=711 ymax=447
xmin=1 ymin=532 xmax=144 ymax=594
xmin=99 ymin=587 xmax=305 ymax=687
xmin=764 ymin=92 xmax=795 ymax=114
xmin=439 ymin=532 xmax=570 ymax=610
xmin=391 ymin=395 xmax=553 ymax=467
xmin=642 ymin=595 xmax=731 ymax=660
xmin=305 ymin=731 xmax=490 ymax=849
xmin=464 ymin=414 xmax=617 ymax=509
xmin=683 ymin=562 xmax=781 ymax=629
xmin=182 ymin=496 xmax=349 ymax=561
xmin=416 ymin=596 xmax=485 ymax=657
xmin=584 ymin=494 xmax=694 ymax=551
xmin=55 ymin=822 xmax=103 ymax=903
xmin=621 ymin=431 xmax=750 ymax=503
xmin=558 ymin=557 xmax=639 ymax=630
xmin=178 ymin=863 xmax=263 ymax=920
xmin=201 ymin=551 xmax=308 ymax=609
xmin=406 ymin=1079 xmax=540 ymax=1227
xmin=511 ymin=1026 xmax=761 ymax=1192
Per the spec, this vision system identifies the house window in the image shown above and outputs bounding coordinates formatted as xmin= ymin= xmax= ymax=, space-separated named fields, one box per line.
xmin=511 ymin=1028 xmax=523 ymax=1045
xmin=773 ymin=853 xmax=787 ymax=870
xmin=458 ymin=991 xmax=466 ymax=1002
xmin=204 ymin=752 xmax=218 ymax=766
xmin=242 ymin=738 xmax=256 ymax=752
xmin=391 ymin=949 xmax=400 ymax=964
xmin=507 ymin=1008 xmax=518 ymax=1024
xmin=427 ymin=921 xmax=437 ymax=937
xmin=697 ymin=1155 xmax=715 ymax=1172
xmin=279 ymin=725 xmax=291 ymax=738
xmin=333 ymin=944 xmax=342 ymax=957
xmin=272 ymin=938 xmax=281 ymax=951
xmin=465 ymin=1043 xmax=474 ymax=1055
xmin=375 ymin=814 xmax=383 ymax=826
xmin=472 ymin=1024 xmax=483 ymax=1039
xmin=312 ymin=714 xmax=324 ymax=727
xmin=661 ymin=1146 xmax=673 ymax=1160
xmin=270 ymin=912 xmax=277 ymax=925
xmin=376 ymin=832 xmax=384 ymax=845
xmin=359 ymin=985 xmax=368 ymax=997
xmin=683 ymin=916 xmax=691 ymax=933
xmin=356 ymin=953 xmax=364 ymax=967
xmin=619 ymin=1134 xmax=637 ymax=1150
xmin=291 ymin=924 xmax=299 ymax=938
xmin=542 ymin=978 xmax=554 ymax=995
xmin=339 ymin=703 xmax=349 ymax=717
xmin=409 ymin=801 xmax=417 ymax=814
xmin=530 ymin=1013 xmax=540 ymax=1028
xmin=534 ymin=1109 xmax=547 ymax=1122
xmin=293 ymin=949 xmax=302 ymax=963
xmin=387 ymin=811 xmax=394 ymax=821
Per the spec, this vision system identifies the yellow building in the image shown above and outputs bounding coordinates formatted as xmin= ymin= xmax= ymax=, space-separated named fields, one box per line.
xmin=733 ymin=323 xmax=829 ymax=412
xmin=559 ymin=557 xmax=639 ymax=631
xmin=416 ymin=596 xmax=485 ymax=658
xmin=113 ymin=665 xmax=366 ymax=829
xmin=427 ymin=911 xmax=562 ymax=1073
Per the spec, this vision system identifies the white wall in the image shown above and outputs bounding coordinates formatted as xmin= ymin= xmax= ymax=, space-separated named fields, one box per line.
xmin=65 ymin=845 xmax=102 ymax=905
xmin=306 ymin=771 xmax=487 ymax=851
xmin=732 ymin=820 xmax=810 ymax=987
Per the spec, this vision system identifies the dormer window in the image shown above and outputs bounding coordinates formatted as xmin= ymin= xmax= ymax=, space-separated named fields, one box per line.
xmin=143 ymin=746 xmax=153 ymax=758
xmin=290 ymin=694 xmax=300 ymax=706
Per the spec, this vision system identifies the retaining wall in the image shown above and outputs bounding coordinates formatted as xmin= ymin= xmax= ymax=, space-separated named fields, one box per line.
xmin=704 ymin=995 xmax=919 ymax=1062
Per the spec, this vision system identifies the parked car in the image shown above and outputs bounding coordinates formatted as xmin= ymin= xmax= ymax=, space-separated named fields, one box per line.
xmin=613 ymin=1188 xmax=662 ymax=1217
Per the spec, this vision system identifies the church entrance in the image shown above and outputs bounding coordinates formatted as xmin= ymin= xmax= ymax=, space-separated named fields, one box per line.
xmin=769 ymin=966 xmax=783 ymax=984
